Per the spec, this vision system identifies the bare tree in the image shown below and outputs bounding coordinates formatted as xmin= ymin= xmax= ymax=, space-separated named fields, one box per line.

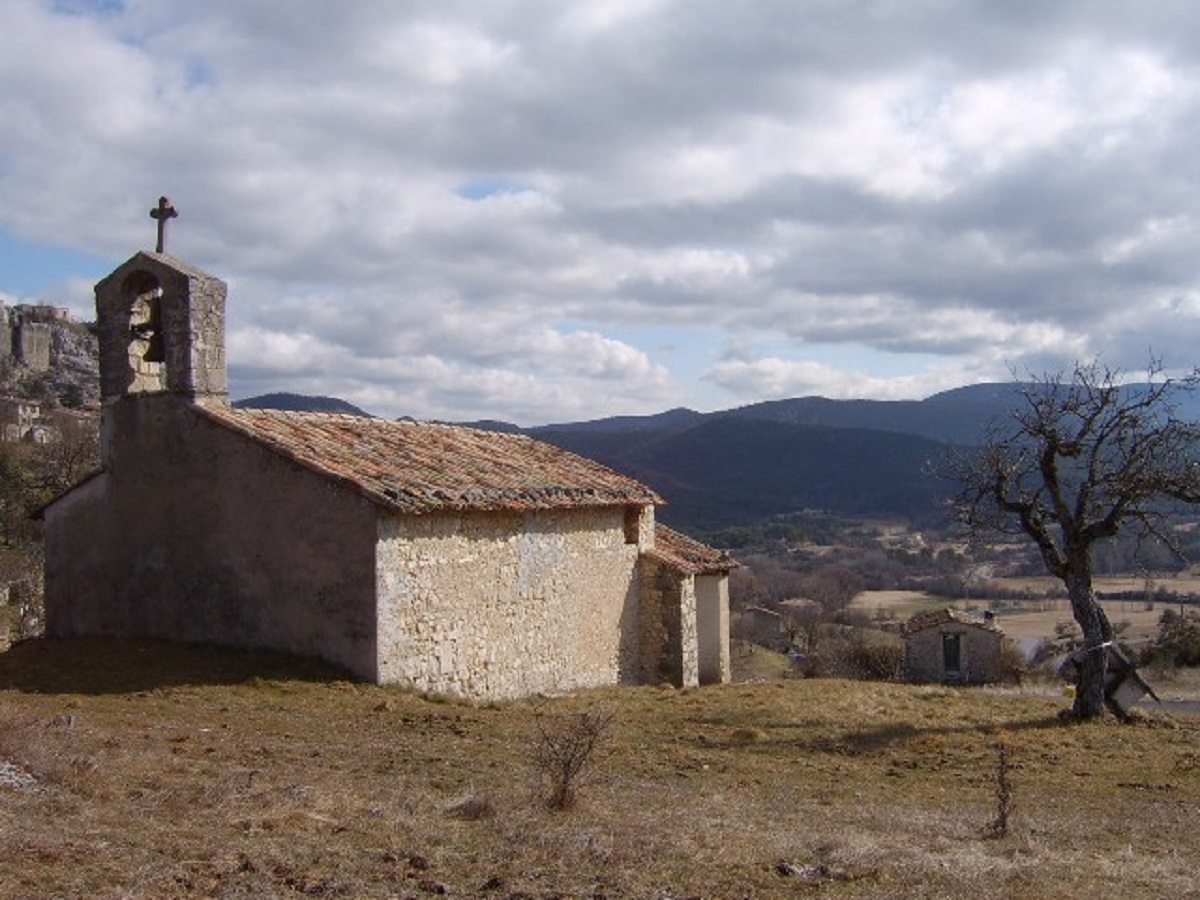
xmin=802 ymin=565 xmax=865 ymax=617
xmin=950 ymin=361 xmax=1200 ymax=718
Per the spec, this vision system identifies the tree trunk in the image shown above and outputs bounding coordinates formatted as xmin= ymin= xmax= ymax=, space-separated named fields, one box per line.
xmin=1066 ymin=560 xmax=1112 ymax=718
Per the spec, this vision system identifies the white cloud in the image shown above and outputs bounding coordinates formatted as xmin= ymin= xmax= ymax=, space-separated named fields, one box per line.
xmin=704 ymin=356 xmax=987 ymax=403
xmin=2 ymin=0 xmax=1200 ymax=423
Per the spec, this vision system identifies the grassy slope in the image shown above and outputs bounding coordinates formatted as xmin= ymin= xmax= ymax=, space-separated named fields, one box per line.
xmin=1 ymin=639 xmax=1198 ymax=898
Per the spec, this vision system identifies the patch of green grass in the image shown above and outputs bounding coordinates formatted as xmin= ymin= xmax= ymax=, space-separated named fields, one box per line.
xmin=1 ymin=638 xmax=1197 ymax=897
xmin=730 ymin=638 xmax=794 ymax=682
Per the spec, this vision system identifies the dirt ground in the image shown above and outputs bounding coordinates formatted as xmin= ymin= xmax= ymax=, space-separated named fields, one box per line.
xmin=1 ymin=638 xmax=1198 ymax=898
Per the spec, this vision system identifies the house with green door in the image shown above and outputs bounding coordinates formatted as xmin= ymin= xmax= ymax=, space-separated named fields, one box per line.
xmin=902 ymin=607 xmax=1005 ymax=684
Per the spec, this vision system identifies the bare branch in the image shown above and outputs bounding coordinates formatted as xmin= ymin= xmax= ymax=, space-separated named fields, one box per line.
xmin=940 ymin=358 xmax=1200 ymax=719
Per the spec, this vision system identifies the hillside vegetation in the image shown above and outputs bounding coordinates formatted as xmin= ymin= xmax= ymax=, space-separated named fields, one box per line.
xmin=1 ymin=639 xmax=1197 ymax=898
xmin=519 ymin=382 xmax=1200 ymax=532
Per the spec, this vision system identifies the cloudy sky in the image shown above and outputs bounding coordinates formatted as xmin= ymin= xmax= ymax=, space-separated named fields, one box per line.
xmin=1 ymin=1 xmax=1198 ymax=424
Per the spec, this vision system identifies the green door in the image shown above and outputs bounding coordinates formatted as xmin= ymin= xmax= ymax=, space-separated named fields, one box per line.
xmin=942 ymin=634 xmax=961 ymax=674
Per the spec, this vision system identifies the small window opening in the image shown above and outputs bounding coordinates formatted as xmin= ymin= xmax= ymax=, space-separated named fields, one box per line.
xmin=122 ymin=271 xmax=166 ymax=393
xmin=623 ymin=506 xmax=642 ymax=545
xmin=130 ymin=288 xmax=165 ymax=362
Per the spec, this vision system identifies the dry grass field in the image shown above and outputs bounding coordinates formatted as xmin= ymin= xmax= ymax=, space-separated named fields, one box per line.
xmin=853 ymin=579 xmax=1198 ymax=645
xmin=1 ymin=639 xmax=1198 ymax=899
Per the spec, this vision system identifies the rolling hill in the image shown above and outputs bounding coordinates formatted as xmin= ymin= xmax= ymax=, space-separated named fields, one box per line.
xmin=233 ymin=392 xmax=371 ymax=417
xmin=527 ymin=415 xmax=949 ymax=531
xmin=234 ymin=383 xmax=1200 ymax=534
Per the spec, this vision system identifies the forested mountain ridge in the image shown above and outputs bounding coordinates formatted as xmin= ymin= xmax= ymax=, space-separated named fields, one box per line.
xmin=508 ymin=383 xmax=1200 ymax=532
xmin=209 ymin=383 xmax=1200 ymax=533
xmin=233 ymin=393 xmax=370 ymax=417
xmin=522 ymin=415 xmax=948 ymax=531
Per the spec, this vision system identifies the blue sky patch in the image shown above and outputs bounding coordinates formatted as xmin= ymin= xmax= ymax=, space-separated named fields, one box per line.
xmin=52 ymin=0 xmax=124 ymax=16
xmin=0 ymin=229 xmax=107 ymax=298
xmin=456 ymin=178 xmax=532 ymax=201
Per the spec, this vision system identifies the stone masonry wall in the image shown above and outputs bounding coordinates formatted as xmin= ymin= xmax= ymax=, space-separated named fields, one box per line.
xmin=44 ymin=394 xmax=378 ymax=677
xmin=95 ymin=253 xmax=227 ymax=402
xmin=14 ymin=322 xmax=50 ymax=371
xmin=638 ymin=559 xmax=699 ymax=688
xmin=905 ymin=625 xmax=1002 ymax=684
xmin=375 ymin=506 xmax=641 ymax=700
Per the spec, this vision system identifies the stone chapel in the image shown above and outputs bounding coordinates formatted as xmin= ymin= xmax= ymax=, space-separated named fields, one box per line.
xmin=40 ymin=249 xmax=734 ymax=699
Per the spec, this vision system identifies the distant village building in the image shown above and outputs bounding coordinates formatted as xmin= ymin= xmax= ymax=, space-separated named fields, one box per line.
xmin=734 ymin=604 xmax=788 ymax=652
xmin=41 ymin=250 xmax=736 ymax=700
xmin=0 ymin=396 xmax=44 ymax=442
xmin=902 ymin=607 xmax=1005 ymax=684
xmin=0 ymin=301 xmax=97 ymax=445
xmin=0 ymin=398 xmax=97 ymax=445
xmin=0 ymin=303 xmax=63 ymax=372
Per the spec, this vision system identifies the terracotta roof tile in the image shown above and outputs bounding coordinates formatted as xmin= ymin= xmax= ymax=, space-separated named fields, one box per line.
xmin=902 ymin=607 xmax=1002 ymax=635
xmin=648 ymin=523 xmax=738 ymax=575
xmin=196 ymin=406 xmax=662 ymax=514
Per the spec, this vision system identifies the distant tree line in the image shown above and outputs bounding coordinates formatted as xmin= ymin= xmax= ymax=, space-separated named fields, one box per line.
xmin=0 ymin=432 xmax=99 ymax=641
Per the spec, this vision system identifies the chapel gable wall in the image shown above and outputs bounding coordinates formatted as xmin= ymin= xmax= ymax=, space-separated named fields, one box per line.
xmin=375 ymin=506 xmax=643 ymax=699
xmin=43 ymin=394 xmax=378 ymax=677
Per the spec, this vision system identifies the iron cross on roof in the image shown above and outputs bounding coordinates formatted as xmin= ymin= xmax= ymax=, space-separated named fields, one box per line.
xmin=150 ymin=196 xmax=178 ymax=253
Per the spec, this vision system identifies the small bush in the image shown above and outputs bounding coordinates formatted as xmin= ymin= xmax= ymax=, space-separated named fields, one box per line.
xmin=987 ymin=741 xmax=1015 ymax=838
xmin=1147 ymin=609 xmax=1200 ymax=667
xmin=531 ymin=708 xmax=613 ymax=811
xmin=996 ymin=638 xmax=1028 ymax=685
xmin=802 ymin=629 xmax=904 ymax=681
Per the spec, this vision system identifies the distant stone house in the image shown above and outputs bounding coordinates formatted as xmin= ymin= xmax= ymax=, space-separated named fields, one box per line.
xmin=0 ymin=304 xmax=56 ymax=372
xmin=40 ymin=250 xmax=735 ymax=700
xmin=733 ymin=604 xmax=787 ymax=652
xmin=902 ymin=607 xmax=1005 ymax=684
xmin=0 ymin=396 xmax=43 ymax=442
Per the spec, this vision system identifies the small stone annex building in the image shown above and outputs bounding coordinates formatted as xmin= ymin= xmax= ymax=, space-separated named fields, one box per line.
xmin=902 ymin=607 xmax=1005 ymax=685
xmin=41 ymin=250 xmax=735 ymax=700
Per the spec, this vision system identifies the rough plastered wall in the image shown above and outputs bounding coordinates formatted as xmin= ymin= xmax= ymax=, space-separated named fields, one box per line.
xmin=375 ymin=506 xmax=641 ymax=699
xmin=638 ymin=560 xmax=699 ymax=688
xmin=43 ymin=394 xmax=378 ymax=677
xmin=905 ymin=625 xmax=1002 ymax=684
xmin=695 ymin=574 xmax=730 ymax=685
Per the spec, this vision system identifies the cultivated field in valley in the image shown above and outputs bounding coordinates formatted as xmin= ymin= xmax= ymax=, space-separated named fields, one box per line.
xmin=853 ymin=575 xmax=1200 ymax=645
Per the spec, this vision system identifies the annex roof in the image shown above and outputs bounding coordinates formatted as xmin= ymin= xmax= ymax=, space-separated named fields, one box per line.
xmin=648 ymin=523 xmax=738 ymax=575
xmin=196 ymin=405 xmax=662 ymax=515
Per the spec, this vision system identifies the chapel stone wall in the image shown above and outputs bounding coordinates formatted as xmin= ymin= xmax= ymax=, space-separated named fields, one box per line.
xmin=375 ymin=506 xmax=642 ymax=699
xmin=43 ymin=394 xmax=378 ymax=677
xmin=638 ymin=559 xmax=699 ymax=688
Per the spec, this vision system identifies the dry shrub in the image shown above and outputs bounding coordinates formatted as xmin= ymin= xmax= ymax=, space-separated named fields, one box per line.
xmin=987 ymin=741 xmax=1015 ymax=839
xmin=996 ymin=639 xmax=1028 ymax=684
xmin=530 ymin=707 xmax=613 ymax=810
xmin=803 ymin=629 xmax=905 ymax=680
xmin=0 ymin=705 xmax=94 ymax=792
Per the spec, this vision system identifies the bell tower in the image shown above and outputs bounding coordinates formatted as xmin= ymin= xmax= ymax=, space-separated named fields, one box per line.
xmin=94 ymin=198 xmax=227 ymax=406
xmin=94 ymin=199 xmax=227 ymax=409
